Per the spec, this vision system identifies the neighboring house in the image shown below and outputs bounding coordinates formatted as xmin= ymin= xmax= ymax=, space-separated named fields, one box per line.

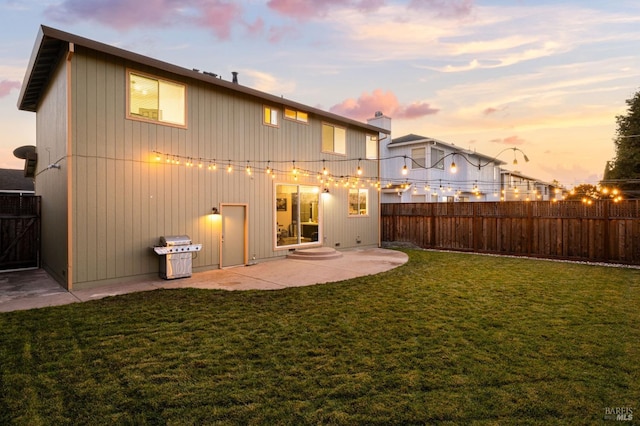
xmin=375 ymin=131 xmax=507 ymax=203
xmin=501 ymin=170 xmax=564 ymax=201
xmin=18 ymin=26 xmax=389 ymax=290
xmin=0 ymin=168 xmax=35 ymax=195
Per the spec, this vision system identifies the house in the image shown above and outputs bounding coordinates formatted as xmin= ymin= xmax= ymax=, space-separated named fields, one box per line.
xmin=500 ymin=170 xmax=564 ymax=201
xmin=17 ymin=26 xmax=389 ymax=290
xmin=0 ymin=168 xmax=35 ymax=195
xmin=374 ymin=130 xmax=507 ymax=203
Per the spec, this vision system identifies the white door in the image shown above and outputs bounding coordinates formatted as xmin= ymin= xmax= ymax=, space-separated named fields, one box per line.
xmin=221 ymin=204 xmax=247 ymax=267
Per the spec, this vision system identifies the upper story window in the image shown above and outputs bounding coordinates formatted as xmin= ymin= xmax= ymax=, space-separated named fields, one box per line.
xmin=431 ymin=147 xmax=444 ymax=170
xmin=322 ymin=123 xmax=346 ymax=155
xmin=348 ymin=188 xmax=368 ymax=216
xmin=284 ymin=108 xmax=308 ymax=123
xmin=412 ymin=148 xmax=426 ymax=169
xmin=366 ymin=135 xmax=378 ymax=160
xmin=128 ymin=71 xmax=186 ymax=127
xmin=264 ymin=106 xmax=279 ymax=127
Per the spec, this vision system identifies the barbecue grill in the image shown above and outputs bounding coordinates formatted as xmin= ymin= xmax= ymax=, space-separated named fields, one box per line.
xmin=153 ymin=235 xmax=202 ymax=279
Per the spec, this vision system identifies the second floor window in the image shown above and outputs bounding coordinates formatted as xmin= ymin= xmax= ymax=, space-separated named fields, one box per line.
xmin=431 ymin=147 xmax=444 ymax=169
xmin=366 ymin=135 xmax=378 ymax=159
xmin=285 ymin=108 xmax=308 ymax=123
xmin=264 ymin=106 xmax=279 ymax=126
xmin=128 ymin=71 xmax=186 ymax=127
xmin=412 ymin=148 xmax=425 ymax=169
xmin=322 ymin=123 xmax=346 ymax=155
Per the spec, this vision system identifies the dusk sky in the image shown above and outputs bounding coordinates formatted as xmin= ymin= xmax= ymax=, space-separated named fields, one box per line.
xmin=1 ymin=0 xmax=640 ymax=188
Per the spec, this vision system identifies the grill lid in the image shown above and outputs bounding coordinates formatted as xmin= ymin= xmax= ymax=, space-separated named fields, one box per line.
xmin=160 ymin=235 xmax=192 ymax=246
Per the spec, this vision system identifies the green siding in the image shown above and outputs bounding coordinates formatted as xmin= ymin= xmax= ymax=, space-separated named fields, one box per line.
xmin=36 ymin=56 xmax=69 ymax=286
xmin=65 ymin=47 xmax=379 ymax=288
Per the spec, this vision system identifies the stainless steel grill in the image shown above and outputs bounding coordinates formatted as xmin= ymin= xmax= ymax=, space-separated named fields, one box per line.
xmin=153 ymin=235 xmax=202 ymax=279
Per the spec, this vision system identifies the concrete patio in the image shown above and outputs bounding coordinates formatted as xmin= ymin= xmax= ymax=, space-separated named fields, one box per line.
xmin=0 ymin=248 xmax=408 ymax=313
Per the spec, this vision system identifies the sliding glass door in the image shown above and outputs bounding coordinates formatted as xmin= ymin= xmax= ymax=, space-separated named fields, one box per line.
xmin=276 ymin=184 xmax=320 ymax=247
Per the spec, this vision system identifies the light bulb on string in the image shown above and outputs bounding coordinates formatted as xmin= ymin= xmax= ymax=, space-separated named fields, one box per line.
xmin=227 ymin=161 xmax=233 ymax=173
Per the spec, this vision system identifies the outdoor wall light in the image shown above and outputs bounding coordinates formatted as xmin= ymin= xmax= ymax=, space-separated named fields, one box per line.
xmin=212 ymin=207 xmax=219 ymax=215
xmin=323 ymin=188 xmax=330 ymax=193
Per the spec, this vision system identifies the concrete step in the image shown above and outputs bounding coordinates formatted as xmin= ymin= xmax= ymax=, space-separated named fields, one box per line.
xmin=286 ymin=247 xmax=343 ymax=260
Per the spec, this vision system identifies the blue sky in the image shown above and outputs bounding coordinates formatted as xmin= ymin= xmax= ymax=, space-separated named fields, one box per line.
xmin=2 ymin=0 xmax=640 ymax=188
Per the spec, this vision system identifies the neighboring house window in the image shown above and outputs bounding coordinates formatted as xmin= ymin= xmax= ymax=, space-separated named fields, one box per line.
xmin=412 ymin=148 xmax=426 ymax=169
xmin=264 ymin=106 xmax=279 ymax=127
xmin=348 ymin=188 xmax=368 ymax=216
xmin=431 ymin=147 xmax=444 ymax=169
xmin=276 ymin=184 xmax=320 ymax=248
xmin=366 ymin=135 xmax=378 ymax=160
xmin=322 ymin=123 xmax=346 ymax=155
xmin=284 ymin=108 xmax=308 ymax=123
xmin=128 ymin=71 xmax=186 ymax=127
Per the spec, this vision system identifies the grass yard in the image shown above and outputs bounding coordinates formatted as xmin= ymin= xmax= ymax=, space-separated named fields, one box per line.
xmin=1 ymin=249 xmax=639 ymax=425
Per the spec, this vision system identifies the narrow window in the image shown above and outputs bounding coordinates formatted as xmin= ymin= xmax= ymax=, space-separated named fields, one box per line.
xmin=348 ymin=188 xmax=368 ymax=216
xmin=264 ymin=106 xmax=279 ymax=126
xmin=366 ymin=135 xmax=378 ymax=160
xmin=322 ymin=123 xmax=346 ymax=155
xmin=128 ymin=71 xmax=186 ymax=127
xmin=431 ymin=147 xmax=444 ymax=170
xmin=412 ymin=148 xmax=426 ymax=169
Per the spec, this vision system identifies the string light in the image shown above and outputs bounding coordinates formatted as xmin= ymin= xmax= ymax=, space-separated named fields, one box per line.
xmin=150 ymin=149 xmax=618 ymax=201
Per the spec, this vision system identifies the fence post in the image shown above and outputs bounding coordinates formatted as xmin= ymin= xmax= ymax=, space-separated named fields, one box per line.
xmin=527 ymin=201 xmax=533 ymax=256
xmin=603 ymin=200 xmax=609 ymax=262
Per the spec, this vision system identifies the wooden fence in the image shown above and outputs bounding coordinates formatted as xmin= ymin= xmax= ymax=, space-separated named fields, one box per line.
xmin=0 ymin=195 xmax=41 ymax=271
xmin=381 ymin=200 xmax=640 ymax=265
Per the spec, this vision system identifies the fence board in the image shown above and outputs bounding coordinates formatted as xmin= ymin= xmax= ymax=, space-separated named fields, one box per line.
xmin=0 ymin=195 xmax=41 ymax=270
xmin=382 ymin=200 xmax=640 ymax=265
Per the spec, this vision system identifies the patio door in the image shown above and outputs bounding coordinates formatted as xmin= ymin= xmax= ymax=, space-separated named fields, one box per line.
xmin=221 ymin=204 xmax=247 ymax=267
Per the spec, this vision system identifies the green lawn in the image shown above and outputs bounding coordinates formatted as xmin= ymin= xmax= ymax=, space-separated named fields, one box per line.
xmin=1 ymin=249 xmax=638 ymax=425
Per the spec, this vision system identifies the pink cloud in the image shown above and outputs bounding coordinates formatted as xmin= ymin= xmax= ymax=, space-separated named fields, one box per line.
xmin=45 ymin=0 xmax=242 ymax=39
xmin=490 ymin=135 xmax=527 ymax=146
xmin=0 ymin=80 xmax=21 ymax=98
xmin=402 ymin=102 xmax=440 ymax=119
xmin=267 ymin=0 xmax=384 ymax=20
xmin=268 ymin=25 xmax=299 ymax=43
xmin=245 ymin=17 xmax=265 ymax=37
xmin=45 ymin=0 xmax=173 ymax=30
xmin=408 ymin=0 xmax=475 ymax=18
xmin=196 ymin=1 xmax=243 ymax=39
xmin=329 ymin=89 xmax=439 ymax=121
xmin=483 ymin=107 xmax=497 ymax=115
